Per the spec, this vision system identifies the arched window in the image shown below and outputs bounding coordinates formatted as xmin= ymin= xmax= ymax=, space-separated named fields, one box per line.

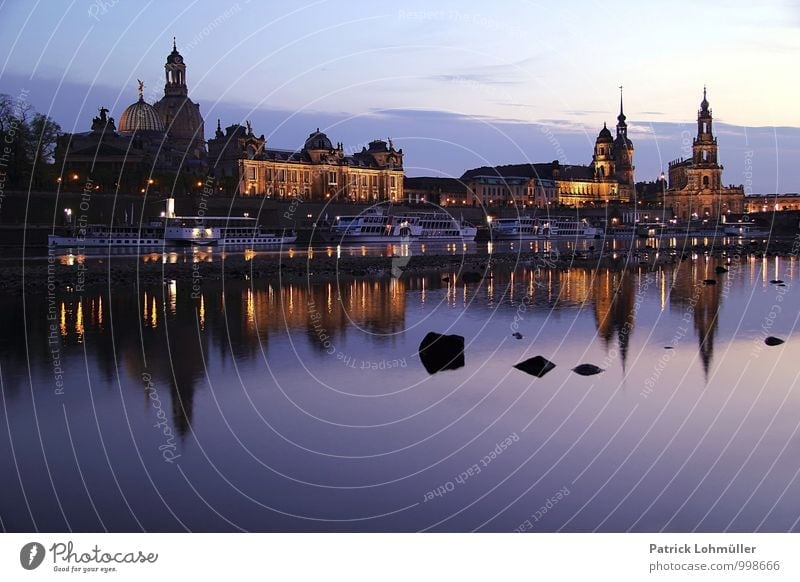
xmin=703 ymin=176 xmax=709 ymax=187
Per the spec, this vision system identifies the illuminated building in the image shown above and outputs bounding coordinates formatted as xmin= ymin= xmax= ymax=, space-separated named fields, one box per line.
xmin=664 ymin=88 xmax=745 ymax=220
xmin=207 ymin=125 xmax=404 ymax=200
xmin=460 ymin=90 xmax=635 ymax=207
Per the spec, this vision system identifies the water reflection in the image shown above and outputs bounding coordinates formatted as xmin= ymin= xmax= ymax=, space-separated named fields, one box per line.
xmin=5 ymin=256 xmax=772 ymax=419
xmin=593 ymin=269 xmax=636 ymax=370
xmin=3 ymin=254 xmax=799 ymax=531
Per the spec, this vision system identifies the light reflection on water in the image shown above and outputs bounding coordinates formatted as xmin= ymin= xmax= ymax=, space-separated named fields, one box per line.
xmin=23 ymin=233 xmax=756 ymax=265
xmin=2 ymin=255 xmax=800 ymax=532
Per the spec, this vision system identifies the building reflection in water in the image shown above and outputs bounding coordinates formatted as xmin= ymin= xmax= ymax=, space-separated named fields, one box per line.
xmin=5 ymin=254 xmax=760 ymax=433
xmin=592 ymin=268 xmax=636 ymax=370
xmin=668 ymin=257 xmax=723 ymax=378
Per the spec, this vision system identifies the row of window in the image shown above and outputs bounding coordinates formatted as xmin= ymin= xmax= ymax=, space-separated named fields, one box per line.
xmin=245 ymin=166 xmax=398 ymax=188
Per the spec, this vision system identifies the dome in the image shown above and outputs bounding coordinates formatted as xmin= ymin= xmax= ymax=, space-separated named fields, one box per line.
xmin=597 ymin=123 xmax=613 ymax=142
xmin=368 ymin=139 xmax=388 ymax=151
xmin=118 ymin=97 xmax=165 ymax=133
xmin=152 ymin=95 xmax=203 ymax=140
xmin=166 ymin=38 xmax=183 ymax=65
xmin=304 ymin=129 xmax=332 ymax=150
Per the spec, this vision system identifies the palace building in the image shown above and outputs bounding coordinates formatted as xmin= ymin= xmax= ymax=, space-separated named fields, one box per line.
xmin=56 ymin=39 xmax=402 ymax=200
xmin=663 ymin=88 xmax=745 ymax=220
xmin=459 ymin=90 xmax=635 ymax=207
xmin=207 ymin=123 xmax=404 ymax=201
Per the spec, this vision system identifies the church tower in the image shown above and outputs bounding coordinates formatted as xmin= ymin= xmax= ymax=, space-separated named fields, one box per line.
xmin=664 ymin=87 xmax=745 ymax=220
xmin=612 ymin=87 xmax=635 ymax=187
xmin=693 ymin=87 xmax=720 ymax=169
xmin=593 ymin=123 xmax=615 ymax=180
xmin=153 ymin=37 xmax=206 ymax=162
xmin=164 ymin=37 xmax=188 ymax=96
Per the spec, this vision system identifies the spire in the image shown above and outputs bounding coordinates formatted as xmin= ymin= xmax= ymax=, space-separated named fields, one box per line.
xmin=173 ymin=36 xmax=177 ymax=52
xmin=617 ymin=85 xmax=626 ymax=124
xmin=700 ymin=85 xmax=710 ymax=113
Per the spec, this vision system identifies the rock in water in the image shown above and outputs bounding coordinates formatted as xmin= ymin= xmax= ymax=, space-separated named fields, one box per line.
xmin=418 ymin=332 xmax=465 ymax=374
xmin=460 ymin=272 xmax=482 ymax=283
xmin=770 ymin=279 xmax=784 ymax=284
xmin=572 ymin=364 xmax=604 ymax=376
xmin=765 ymin=336 xmax=785 ymax=346
xmin=715 ymin=266 xmax=728 ymax=273
xmin=512 ymin=332 xmax=523 ymax=340
xmin=703 ymin=279 xmax=716 ymax=285
xmin=514 ymin=356 xmax=556 ymax=378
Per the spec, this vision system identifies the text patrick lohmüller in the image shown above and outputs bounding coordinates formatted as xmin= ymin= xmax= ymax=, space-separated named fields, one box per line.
xmin=650 ymin=543 xmax=756 ymax=555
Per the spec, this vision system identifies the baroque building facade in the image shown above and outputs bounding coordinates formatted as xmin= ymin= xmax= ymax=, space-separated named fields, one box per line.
xmin=664 ymin=89 xmax=745 ymax=220
xmin=207 ymin=124 xmax=404 ymax=201
xmin=745 ymin=193 xmax=800 ymax=213
xmin=459 ymin=91 xmax=635 ymax=207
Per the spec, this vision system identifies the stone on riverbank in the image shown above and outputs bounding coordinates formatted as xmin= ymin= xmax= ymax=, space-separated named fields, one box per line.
xmin=572 ymin=364 xmax=604 ymax=376
xmin=514 ymin=356 xmax=556 ymax=378
xmin=418 ymin=332 xmax=465 ymax=374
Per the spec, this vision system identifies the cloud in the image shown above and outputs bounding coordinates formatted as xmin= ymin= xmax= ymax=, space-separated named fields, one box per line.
xmin=426 ymin=73 xmax=523 ymax=86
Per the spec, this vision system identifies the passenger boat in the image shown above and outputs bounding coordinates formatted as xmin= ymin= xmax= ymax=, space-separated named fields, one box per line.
xmin=325 ymin=209 xmax=477 ymax=243
xmin=549 ymin=218 xmax=602 ymax=238
xmin=325 ymin=209 xmax=421 ymax=243
xmin=48 ymin=199 xmax=297 ymax=247
xmin=398 ymin=212 xmax=477 ymax=241
xmin=490 ymin=216 xmax=601 ymax=240
xmin=723 ymin=222 xmax=772 ymax=238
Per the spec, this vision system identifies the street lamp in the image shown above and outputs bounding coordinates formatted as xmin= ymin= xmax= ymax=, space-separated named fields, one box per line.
xmin=64 ymin=208 xmax=72 ymax=225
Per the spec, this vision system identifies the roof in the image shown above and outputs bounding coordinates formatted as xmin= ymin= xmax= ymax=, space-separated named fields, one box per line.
xmin=118 ymin=98 xmax=165 ymax=133
xmin=745 ymin=193 xmax=800 ymax=199
xmin=461 ymin=162 xmax=595 ymax=182
xmin=404 ymin=177 xmax=468 ymax=193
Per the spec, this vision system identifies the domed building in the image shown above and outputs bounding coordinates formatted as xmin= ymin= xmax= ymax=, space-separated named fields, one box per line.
xmin=118 ymin=82 xmax=165 ymax=134
xmin=207 ymin=122 xmax=404 ymax=200
xmin=153 ymin=39 xmax=205 ymax=163
xmin=56 ymin=36 xmax=406 ymax=200
xmin=593 ymin=123 xmax=615 ymax=180
xmin=305 ymin=129 xmax=334 ymax=151
xmin=460 ymin=89 xmax=636 ymax=207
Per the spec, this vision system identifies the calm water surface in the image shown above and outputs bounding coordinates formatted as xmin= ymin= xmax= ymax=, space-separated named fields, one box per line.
xmin=2 ymin=250 xmax=800 ymax=532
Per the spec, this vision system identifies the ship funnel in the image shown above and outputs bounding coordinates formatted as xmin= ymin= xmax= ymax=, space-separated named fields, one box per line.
xmin=166 ymin=198 xmax=176 ymax=219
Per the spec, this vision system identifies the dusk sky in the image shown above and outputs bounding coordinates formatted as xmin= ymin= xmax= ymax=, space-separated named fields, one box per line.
xmin=1 ymin=0 xmax=798 ymax=192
